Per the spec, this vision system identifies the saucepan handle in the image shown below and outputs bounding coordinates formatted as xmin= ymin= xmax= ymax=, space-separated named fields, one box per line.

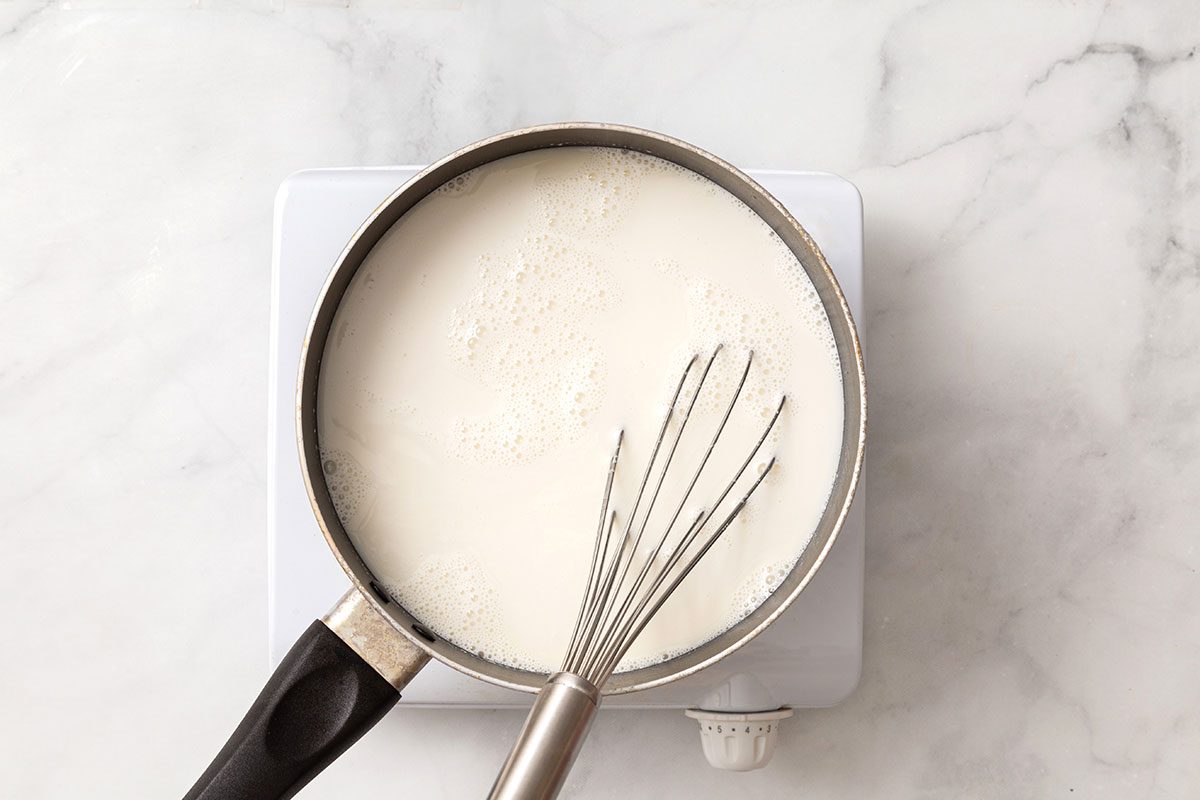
xmin=184 ymin=589 xmax=430 ymax=800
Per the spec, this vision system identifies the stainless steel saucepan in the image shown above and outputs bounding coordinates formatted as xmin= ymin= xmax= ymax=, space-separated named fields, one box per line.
xmin=184 ymin=123 xmax=866 ymax=799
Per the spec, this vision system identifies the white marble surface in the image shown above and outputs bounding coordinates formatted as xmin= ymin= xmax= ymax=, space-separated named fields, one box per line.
xmin=1 ymin=1 xmax=1198 ymax=797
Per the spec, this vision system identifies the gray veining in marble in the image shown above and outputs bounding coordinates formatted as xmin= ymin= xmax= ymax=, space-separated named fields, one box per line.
xmin=1 ymin=1 xmax=1197 ymax=797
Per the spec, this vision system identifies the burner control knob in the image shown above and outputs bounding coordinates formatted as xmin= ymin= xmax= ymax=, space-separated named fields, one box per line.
xmin=684 ymin=708 xmax=793 ymax=771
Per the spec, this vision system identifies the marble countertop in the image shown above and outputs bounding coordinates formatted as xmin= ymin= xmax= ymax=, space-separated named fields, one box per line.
xmin=2 ymin=2 xmax=1197 ymax=797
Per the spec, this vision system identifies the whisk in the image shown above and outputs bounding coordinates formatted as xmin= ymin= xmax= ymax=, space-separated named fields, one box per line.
xmin=488 ymin=346 xmax=786 ymax=800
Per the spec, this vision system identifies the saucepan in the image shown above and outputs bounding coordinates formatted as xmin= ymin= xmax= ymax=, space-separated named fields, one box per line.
xmin=184 ymin=122 xmax=866 ymax=799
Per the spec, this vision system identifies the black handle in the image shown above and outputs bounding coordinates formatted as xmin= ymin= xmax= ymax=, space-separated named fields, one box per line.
xmin=184 ymin=620 xmax=400 ymax=800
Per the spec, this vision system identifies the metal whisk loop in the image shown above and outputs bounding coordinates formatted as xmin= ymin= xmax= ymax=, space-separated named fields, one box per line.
xmin=564 ymin=346 xmax=786 ymax=686
xmin=595 ymin=453 xmax=778 ymax=683
xmin=575 ymin=347 xmax=725 ymax=679
xmin=562 ymin=354 xmax=694 ymax=675
xmin=579 ymin=348 xmax=755 ymax=681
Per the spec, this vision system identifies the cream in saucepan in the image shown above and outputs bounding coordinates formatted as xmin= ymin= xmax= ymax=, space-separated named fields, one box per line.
xmin=317 ymin=147 xmax=843 ymax=673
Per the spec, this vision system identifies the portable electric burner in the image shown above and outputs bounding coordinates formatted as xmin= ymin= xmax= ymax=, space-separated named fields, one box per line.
xmin=267 ymin=166 xmax=864 ymax=771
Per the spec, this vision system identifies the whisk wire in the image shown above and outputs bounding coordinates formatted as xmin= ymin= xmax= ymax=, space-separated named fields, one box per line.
xmin=564 ymin=352 xmax=700 ymax=671
xmin=578 ymin=347 xmax=722 ymax=677
xmin=595 ymin=455 xmax=778 ymax=683
xmin=563 ymin=508 xmax=615 ymax=671
xmin=563 ymin=346 xmax=788 ymax=687
xmin=591 ymin=397 xmax=784 ymax=684
xmin=581 ymin=348 xmax=755 ymax=679
xmin=562 ymin=433 xmax=623 ymax=670
xmin=567 ymin=513 xmax=627 ymax=674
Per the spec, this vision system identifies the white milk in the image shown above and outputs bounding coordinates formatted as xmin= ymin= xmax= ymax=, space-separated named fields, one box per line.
xmin=318 ymin=147 xmax=843 ymax=674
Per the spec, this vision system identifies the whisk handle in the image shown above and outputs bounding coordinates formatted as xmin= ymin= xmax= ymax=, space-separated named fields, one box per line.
xmin=488 ymin=672 xmax=601 ymax=800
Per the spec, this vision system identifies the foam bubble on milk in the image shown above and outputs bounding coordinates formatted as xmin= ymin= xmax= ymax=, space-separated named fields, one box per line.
xmin=727 ymin=558 xmax=797 ymax=622
xmin=446 ymin=236 xmax=613 ymax=463
xmin=384 ymin=553 xmax=545 ymax=672
xmin=320 ymin=449 xmax=376 ymax=528
xmin=434 ymin=169 xmax=479 ymax=197
xmin=533 ymin=149 xmax=633 ymax=239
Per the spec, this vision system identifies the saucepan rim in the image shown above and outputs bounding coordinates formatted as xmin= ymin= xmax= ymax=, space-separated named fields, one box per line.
xmin=296 ymin=121 xmax=866 ymax=695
